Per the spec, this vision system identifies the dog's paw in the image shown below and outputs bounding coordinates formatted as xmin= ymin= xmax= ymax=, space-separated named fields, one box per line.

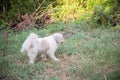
xmin=54 ymin=58 xmax=60 ymax=61
xmin=20 ymin=48 xmax=25 ymax=53
xmin=29 ymin=61 xmax=34 ymax=64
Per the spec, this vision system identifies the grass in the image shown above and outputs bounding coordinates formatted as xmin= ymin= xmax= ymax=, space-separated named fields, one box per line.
xmin=0 ymin=21 xmax=120 ymax=80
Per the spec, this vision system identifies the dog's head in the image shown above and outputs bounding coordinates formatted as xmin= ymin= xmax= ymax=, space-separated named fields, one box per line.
xmin=53 ymin=33 xmax=64 ymax=44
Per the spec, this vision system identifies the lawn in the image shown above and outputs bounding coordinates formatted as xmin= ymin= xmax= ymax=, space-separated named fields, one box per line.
xmin=0 ymin=21 xmax=120 ymax=80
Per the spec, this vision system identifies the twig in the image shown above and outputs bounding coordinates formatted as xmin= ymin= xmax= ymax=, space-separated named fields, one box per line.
xmin=104 ymin=74 xmax=107 ymax=80
xmin=32 ymin=0 xmax=46 ymax=16
xmin=34 ymin=1 xmax=56 ymax=20
xmin=3 ymin=31 xmax=8 ymax=56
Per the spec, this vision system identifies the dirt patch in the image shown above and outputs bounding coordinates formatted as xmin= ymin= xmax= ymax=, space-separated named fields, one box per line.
xmin=13 ymin=53 xmax=80 ymax=79
xmin=37 ymin=54 xmax=79 ymax=80
xmin=112 ymin=39 xmax=120 ymax=46
xmin=104 ymin=65 xmax=120 ymax=74
xmin=38 ymin=55 xmax=79 ymax=80
xmin=13 ymin=58 xmax=23 ymax=65
xmin=0 ymin=50 xmax=5 ymax=56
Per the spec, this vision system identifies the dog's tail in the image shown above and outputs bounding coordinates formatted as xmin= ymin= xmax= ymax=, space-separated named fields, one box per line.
xmin=20 ymin=33 xmax=38 ymax=53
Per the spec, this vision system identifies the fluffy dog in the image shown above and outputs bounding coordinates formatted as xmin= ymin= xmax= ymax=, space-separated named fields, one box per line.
xmin=20 ymin=33 xmax=64 ymax=64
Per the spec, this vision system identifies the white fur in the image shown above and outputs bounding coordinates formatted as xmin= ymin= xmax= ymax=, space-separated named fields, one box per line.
xmin=20 ymin=33 xmax=64 ymax=64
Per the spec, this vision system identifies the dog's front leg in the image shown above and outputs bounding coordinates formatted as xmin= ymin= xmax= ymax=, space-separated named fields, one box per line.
xmin=49 ymin=51 xmax=59 ymax=61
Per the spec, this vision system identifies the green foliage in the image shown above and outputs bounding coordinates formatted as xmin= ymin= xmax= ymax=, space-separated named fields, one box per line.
xmin=48 ymin=0 xmax=120 ymax=27
xmin=85 ymin=0 xmax=120 ymax=27
xmin=0 ymin=21 xmax=7 ymax=30
xmin=52 ymin=0 xmax=84 ymax=21
xmin=8 ymin=0 xmax=37 ymax=19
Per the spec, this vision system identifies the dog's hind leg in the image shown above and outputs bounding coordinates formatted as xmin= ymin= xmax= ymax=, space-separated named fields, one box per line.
xmin=28 ymin=50 xmax=37 ymax=64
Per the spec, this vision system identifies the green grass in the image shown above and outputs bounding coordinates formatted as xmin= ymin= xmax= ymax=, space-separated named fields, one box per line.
xmin=0 ymin=21 xmax=120 ymax=80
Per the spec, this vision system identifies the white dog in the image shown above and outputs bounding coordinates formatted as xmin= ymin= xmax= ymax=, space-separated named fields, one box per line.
xmin=20 ymin=33 xmax=64 ymax=64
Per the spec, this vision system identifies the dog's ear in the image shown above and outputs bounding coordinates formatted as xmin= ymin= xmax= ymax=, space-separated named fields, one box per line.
xmin=53 ymin=34 xmax=58 ymax=41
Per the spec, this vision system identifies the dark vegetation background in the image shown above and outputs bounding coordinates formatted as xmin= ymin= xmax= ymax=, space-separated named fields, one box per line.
xmin=0 ymin=0 xmax=120 ymax=31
